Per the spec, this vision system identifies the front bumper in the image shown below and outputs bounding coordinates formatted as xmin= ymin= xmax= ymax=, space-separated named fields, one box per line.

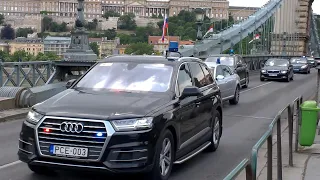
xmin=293 ymin=68 xmax=308 ymax=73
xmin=18 ymin=117 xmax=157 ymax=174
xmin=260 ymin=73 xmax=288 ymax=80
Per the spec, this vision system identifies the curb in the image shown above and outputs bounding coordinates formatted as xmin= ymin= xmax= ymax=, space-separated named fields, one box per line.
xmin=0 ymin=109 xmax=29 ymax=123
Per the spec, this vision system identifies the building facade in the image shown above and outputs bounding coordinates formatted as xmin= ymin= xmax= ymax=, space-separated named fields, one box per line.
xmin=44 ymin=36 xmax=71 ymax=57
xmin=148 ymin=36 xmax=180 ymax=52
xmin=9 ymin=37 xmax=44 ymax=56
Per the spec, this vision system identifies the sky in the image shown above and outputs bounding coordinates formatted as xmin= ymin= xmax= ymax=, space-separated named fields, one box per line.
xmin=229 ymin=0 xmax=320 ymax=15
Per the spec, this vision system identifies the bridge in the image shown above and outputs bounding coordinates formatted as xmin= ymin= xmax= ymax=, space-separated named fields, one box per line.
xmin=0 ymin=0 xmax=319 ymax=179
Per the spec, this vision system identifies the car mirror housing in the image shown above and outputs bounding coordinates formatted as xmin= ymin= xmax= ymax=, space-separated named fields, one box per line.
xmin=66 ymin=79 xmax=77 ymax=89
xmin=180 ymin=86 xmax=202 ymax=99
xmin=216 ymin=75 xmax=225 ymax=81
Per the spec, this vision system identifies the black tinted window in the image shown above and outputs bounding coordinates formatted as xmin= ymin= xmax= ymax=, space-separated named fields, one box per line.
xmin=200 ymin=64 xmax=214 ymax=84
xmin=189 ymin=63 xmax=207 ymax=88
xmin=177 ymin=64 xmax=193 ymax=95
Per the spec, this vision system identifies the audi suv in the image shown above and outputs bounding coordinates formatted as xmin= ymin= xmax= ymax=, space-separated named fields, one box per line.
xmin=18 ymin=55 xmax=223 ymax=180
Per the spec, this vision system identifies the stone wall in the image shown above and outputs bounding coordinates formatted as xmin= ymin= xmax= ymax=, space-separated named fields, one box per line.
xmin=4 ymin=15 xmax=42 ymax=32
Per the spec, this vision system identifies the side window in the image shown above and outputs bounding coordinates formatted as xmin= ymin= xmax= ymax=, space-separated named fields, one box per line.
xmin=221 ymin=65 xmax=232 ymax=77
xmin=188 ymin=63 xmax=207 ymax=88
xmin=216 ymin=66 xmax=223 ymax=77
xmin=200 ymin=64 xmax=214 ymax=84
xmin=176 ymin=64 xmax=193 ymax=96
xmin=226 ymin=66 xmax=234 ymax=75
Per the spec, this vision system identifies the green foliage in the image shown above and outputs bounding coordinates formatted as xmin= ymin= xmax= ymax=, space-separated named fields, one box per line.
xmin=16 ymin=28 xmax=34 ymax=38
xmin=125 ymin=42 xmax=154 ymax=55
xmin=89 ymin=42 xmax=100 ymax=56
xmin=0 ymin=14 xmax=4 ymax=25
xmin=85 ymin=19 xmax=98 ymax=31
xmin=1 ymin=24 xmax=15 ymax=40
xmin=103 ymin=10 xmax=120 ymax=19
xmin=42 ymin=17 xmax=68 ymax=32
xmin=118 ymin=13 xmax=137 ymax=30
xmin=0 ymin=51 xmax=10 ymax=62
xmin=88 ymin=28 xmax=117 ymax=39
xmin=0 ymin=50 xmax=60 ymax=62
xmin=117 ymin=23 xmax=160 ymax=44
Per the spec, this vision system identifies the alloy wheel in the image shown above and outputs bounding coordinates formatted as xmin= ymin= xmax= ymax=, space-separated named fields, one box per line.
xmin=212 ymin=117 xmax=220 ymax=145
xmin=159 ymin=138 xmax=172 ymax=177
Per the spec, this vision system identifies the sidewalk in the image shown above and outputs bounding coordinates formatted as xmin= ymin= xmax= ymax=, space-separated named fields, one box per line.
xmin=0 ymin=108 xmax=29 ymax=123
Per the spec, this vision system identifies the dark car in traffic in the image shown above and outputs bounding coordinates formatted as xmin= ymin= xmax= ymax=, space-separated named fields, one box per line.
xmin=290 ymin=57 xmax=311 ymax=74
xmin=260 ymin=58 xmax=294 ymax=82
xmin=205 ymin=54 xmax=249 ymax=88
xmin=18 ymin=55 xmax=223 ymax=180
xmin=307 ymin=57 xmax=317 ymax=67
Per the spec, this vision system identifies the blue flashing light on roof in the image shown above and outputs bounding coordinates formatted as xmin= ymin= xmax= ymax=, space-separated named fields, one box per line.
xmin=169 ymin=41 xmax=179 ymax=52
xmin=216 ymin=57 xmax=221 ymax=64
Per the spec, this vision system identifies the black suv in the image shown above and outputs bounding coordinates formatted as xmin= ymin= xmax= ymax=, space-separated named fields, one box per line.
xmin=18 ymin=55 xmax=223 ymax=180
xmin=205 ymin=54 xmax=249 ymax=88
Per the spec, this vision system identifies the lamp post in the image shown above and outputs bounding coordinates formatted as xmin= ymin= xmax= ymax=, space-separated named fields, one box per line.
xmin=195 ymin=8 xmax=205 ymax=41
xmin=282 ymin=32 xmax=287 ymax=56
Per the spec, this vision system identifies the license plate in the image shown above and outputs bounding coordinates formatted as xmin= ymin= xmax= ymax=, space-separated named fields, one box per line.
xmin=294 ymin=69 xmax=299 ymax=71
xmin=268 ymin=73 xmax=277 ymax=76
xmin=49 ymin=145 xmax=88 ymax=158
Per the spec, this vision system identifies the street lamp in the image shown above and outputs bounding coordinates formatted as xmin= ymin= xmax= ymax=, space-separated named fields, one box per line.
xmin=195 ymin=8 xmax=205 ymax=40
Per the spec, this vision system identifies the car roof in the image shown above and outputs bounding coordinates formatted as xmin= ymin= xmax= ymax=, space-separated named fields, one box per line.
xmin=267 ymin=58 xmax=289 ymax=61
xmin=207 ymin=54 xmax=238 ymax=57
xmin=100 ymin=55 xmax=203 ymax=65
xmin=204 ymin=62 xmax=220 ymax=68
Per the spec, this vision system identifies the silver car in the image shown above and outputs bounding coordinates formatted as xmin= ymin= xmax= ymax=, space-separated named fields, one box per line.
xmin=205 ymin=62 xmax=241 ymax=105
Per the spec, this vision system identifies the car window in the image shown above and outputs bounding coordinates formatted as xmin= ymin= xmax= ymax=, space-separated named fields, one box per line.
xmin=216 ymin=65 xmax=223 ymax=77
xmin=200 ymin=64 xmax=214 ymax=84
xmin=75 ymin=62 xmax=173 ymax=92
xmin=221 ymin=65 xmax=232 ymax=77
xmin=188 ymin=63 xmax=207 ymax=88
xmin=225 ymin=66 xmax=234 ymax=75
xmin=176 ymin=64 xmax=193 ymax=96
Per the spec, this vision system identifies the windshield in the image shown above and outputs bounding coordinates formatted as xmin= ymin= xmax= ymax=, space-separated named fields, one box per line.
xmin=205 ymin=56 xmax=234 ymax=66
xmin=75 ymin=62 xmax=173 ymax=92
xmin=265 ymin=59 xmax=288 ymax=67
xmin=290 ymin=58 xmax=307 ymax=64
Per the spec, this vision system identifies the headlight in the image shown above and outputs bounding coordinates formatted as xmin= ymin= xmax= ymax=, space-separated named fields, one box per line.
xmin=281 ymin=70 xmax=287 ymax=74
xmin=261 ymin=70 xmax=266 ymax=73
xmin=301 ymin=65 xmax=307 ymax=69
xmin=111 ymin=117 xmax=153 ymax=131
xmin=26 ymin=110 xmax=44 ymax=124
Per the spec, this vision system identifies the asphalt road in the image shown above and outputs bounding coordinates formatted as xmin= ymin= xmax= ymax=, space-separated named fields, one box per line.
xmin=0 ymin=69 xmax=317 ymax=180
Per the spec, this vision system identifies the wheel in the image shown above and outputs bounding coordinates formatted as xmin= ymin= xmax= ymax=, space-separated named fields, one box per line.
xmin=229 ymin=86 xmax=239 ymax=105
xmin=242 ymin=74 xmax=249 ymax=88
xmin=28 ymin=164 xmax=56 ymax=175
xmin=260 ymin=77 xmax=265 ymax=81
xmin=146 ymin=130 xmax=174 ymax=180
xmin=206 ymin=110 xmax=222 ymax=152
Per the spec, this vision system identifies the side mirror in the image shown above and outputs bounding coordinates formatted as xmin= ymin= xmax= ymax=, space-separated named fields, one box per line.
xmin=66 ymin=79 xmax=77 ymax=89
xmin=216 ymin=75 xmax=225 ymax=81
xmin=180 ymin=86 xmax=202 ymax=99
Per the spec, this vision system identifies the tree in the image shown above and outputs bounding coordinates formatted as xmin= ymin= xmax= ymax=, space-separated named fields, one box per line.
xmin=1 ymin=24 xmax=15 ymax=40
xmin=86 ymin=19 xmax=98 ymax=31
xmin=103 ymin=10 xmax=120 ymax=19
xmin=45 ymin=52 xmax=60 ymax=60
xmin=16 ymin=28 xmax=34 ymax=38
xmin=118 ymin=13 xmax=137 ymax=30
xmin=89 ymin=42 xmax=99 ymax=56
xmin=11 ymin=50 xmax=28 ymax=62
xmin=0 ymin=50 xmax=10 ymax=62
xmin=0 ymin=14 xmax=4 ymax=25
xmin=42 ymin=16 xmax=53 ymax=32
xmin=125 ymin=42 xmax=154 ymax=55
xmin=103 ymin=28 xmax=117 ymax=40
xmin=117 ymin=33 xmax=133 ymax=44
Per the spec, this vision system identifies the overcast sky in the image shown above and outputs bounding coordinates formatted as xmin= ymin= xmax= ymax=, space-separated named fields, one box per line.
xmin=229 ymin=0 xmax=320 ymax=15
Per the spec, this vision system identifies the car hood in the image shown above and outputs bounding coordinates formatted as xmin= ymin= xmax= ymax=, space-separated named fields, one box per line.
xmin=263 ymin=66 xmax=288 ymax=71
xmin=33 ymin=89 xmax=172 ymax=120
xmin=292 ymin=63 xmax=307 ymax=67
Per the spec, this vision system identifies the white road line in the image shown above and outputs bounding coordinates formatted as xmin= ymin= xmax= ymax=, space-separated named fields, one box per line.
xmin=224 ymin=114 xmax=273 ymax=120
xmin=240 ymin=82 xmax=272 ymax=94
xmin=0 ymin=160 xmax=22 ymax=170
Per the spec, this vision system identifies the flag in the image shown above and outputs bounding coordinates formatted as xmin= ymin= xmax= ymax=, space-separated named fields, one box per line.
xmin=161 ymin=15 xmax=169 ymax=42
xmin=203 ymin=25 xmax=214 ymax=38
xmin=249 ymin=34 xmax=260 ymax=44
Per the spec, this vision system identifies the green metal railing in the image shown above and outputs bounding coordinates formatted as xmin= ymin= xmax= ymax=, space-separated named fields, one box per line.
xmin=224 ymin=96 xmax=303 ymax=180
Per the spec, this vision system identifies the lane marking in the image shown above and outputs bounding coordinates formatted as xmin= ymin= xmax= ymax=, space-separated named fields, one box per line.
xmin=240 ymin=82 xmax=272 ymax=94
xmin=224 ymin=114 xmax=273 ymax=120
xmin=0 ymin=160 xmax=22 ymax=170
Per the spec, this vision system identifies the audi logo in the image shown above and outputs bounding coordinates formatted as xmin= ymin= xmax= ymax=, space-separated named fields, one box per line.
xmin=60 ymin=122 xmax=84 ymax=133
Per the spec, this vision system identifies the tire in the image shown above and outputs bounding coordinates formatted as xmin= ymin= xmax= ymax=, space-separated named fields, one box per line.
xmin=206 ymin=110 xmax=222 ymax=152
xmin=28 ymin=164 xmax=56 ymax=175
xmin=242 ymin=74 xmax=249 ymax=88
xmin=146 ymin=130 xmax=174 ymax=180
xmin=229 ymin=86 xmax=239 ymax=105
xmin=260 ymin=77 xmax=264 ymax=81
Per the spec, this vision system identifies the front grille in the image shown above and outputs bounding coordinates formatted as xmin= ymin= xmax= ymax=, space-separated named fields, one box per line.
xmin=267 ymin=70 xmax=280 ymax=73
xmin=37 ymin=117 xmax=107 ymax=161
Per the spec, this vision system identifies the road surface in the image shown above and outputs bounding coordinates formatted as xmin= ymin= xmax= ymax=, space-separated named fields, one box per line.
xmin=0 ymin=70 xmax=317 ymax=180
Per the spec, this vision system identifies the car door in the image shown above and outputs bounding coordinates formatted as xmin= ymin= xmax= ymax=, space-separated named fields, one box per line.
xmin=215 ymin=65 xmax=228 ymax=99
xmin=221 ymin=65 xmax=234 ymax=97
xmin=235 ymin=56 xmax=245 ymax=84
xmin=175 ymin=63 xmax=197 ymax=150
